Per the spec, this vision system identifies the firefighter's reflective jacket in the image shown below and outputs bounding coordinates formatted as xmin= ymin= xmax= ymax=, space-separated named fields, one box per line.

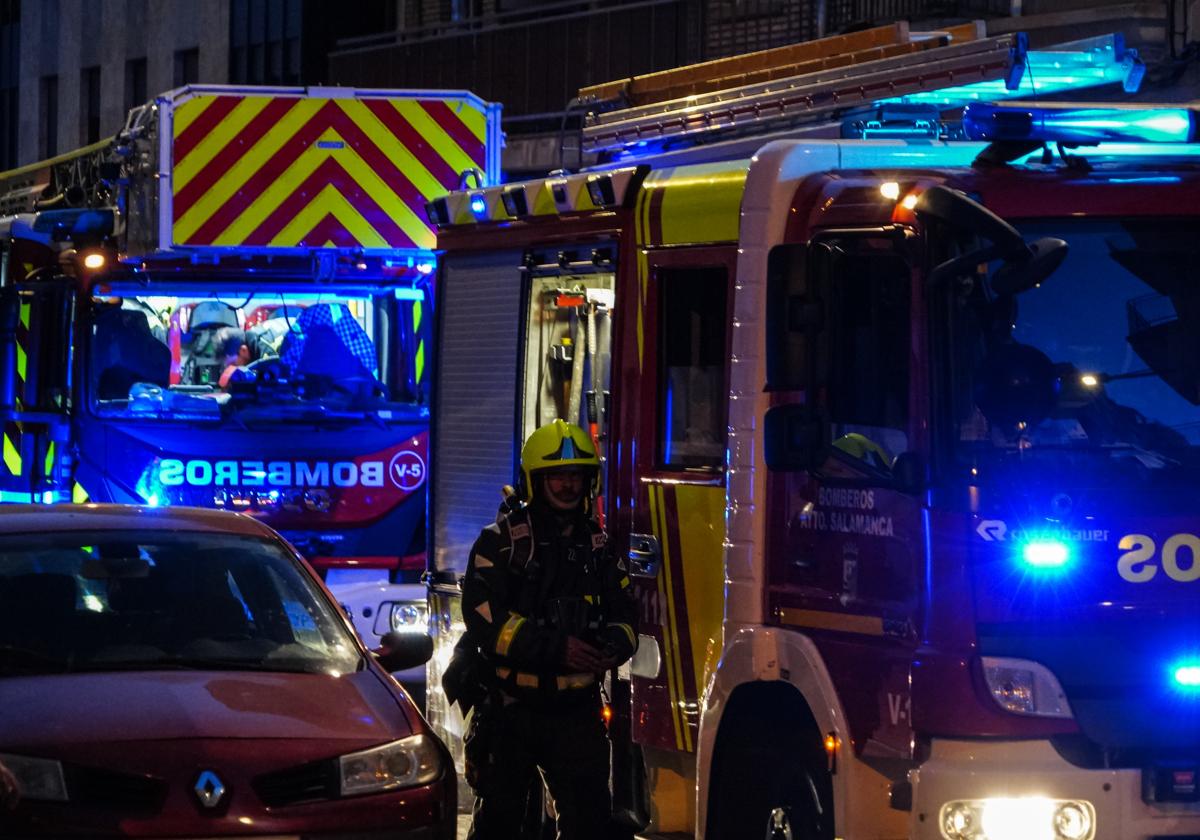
xmin=461 ymin=503 xmax=637 ymax=703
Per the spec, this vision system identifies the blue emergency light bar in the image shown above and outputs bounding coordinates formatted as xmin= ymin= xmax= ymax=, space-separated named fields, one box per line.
xmin=964 ymin=103 xmax=1199 ymax=145
xmin=883 ymin=35 xmax=1143 ymax=109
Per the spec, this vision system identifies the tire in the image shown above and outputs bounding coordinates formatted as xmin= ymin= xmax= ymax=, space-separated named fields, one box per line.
xmin=710 ymin=751 xmax=828 ymax=840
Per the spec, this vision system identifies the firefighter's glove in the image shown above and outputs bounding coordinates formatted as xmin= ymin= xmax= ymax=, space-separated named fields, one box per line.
xmin=562 ymin=635 xmax=607 ymax=673
xmin=597 ymin=624 xmax=638 ymax=668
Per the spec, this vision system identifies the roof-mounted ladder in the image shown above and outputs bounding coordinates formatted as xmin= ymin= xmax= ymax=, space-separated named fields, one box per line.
xmin=579 ymin=23 xmax=1143 ymax=158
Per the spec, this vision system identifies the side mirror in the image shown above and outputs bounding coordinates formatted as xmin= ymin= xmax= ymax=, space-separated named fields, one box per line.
xmin=764 ymin=404 xmax=826 ymax=471
xmin=915 ymin=185 xmax=1025 ymax=257
xmin=373 ymin=631 xmax=433 ymax=673
xmin=990 ymin=236 xmax=1068 ymax=296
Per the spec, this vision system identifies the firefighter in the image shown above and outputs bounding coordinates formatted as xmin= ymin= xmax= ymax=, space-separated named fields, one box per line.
xmin=459 ymin=419 xmax=637 ymax=840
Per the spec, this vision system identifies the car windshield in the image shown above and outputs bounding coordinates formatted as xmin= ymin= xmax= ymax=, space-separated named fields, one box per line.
xmin=89 ymin=288 xmax=430 ymax=425
xmin=952 ymin=218 xmax=1200 ymax=487
xmin=0 ymin=529 xmax=362 ymax=676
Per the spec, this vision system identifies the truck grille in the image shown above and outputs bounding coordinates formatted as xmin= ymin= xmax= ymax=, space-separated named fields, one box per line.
xmin=253 ymin=759 xmax=339 ymax=807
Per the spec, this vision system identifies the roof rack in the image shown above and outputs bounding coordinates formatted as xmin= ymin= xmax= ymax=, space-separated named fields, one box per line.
xmin=579 ymin=24 xmax=1143 ymax=158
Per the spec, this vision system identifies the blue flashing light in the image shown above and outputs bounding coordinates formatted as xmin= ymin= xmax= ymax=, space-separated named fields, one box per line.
xmin=1021 ymin=539 xmax=1072 ymax=570
xmin=146 ymin=493 xmax=160 ymax=508
xmin=469 ymin=195 xmax=487 ymax=216
xmin=416 ymin=261 xmax=434 ymax=275
xmin=963 ymin=103 xmax=1197 ymax=145
xmin=1174 ymin=663 xmax=1200 ymax=690
xmin=40 ymin=491 xmax=55 ymax=505
xmin=393 ymin=287 xmax=424 ymax=301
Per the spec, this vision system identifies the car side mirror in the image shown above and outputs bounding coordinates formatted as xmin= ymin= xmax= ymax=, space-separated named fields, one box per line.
xmin=373 ymin=631 xmax=433 ymax=672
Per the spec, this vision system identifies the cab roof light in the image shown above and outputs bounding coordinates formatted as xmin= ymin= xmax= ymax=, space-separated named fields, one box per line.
xmin=501 ymin=186 xmax=529 ymax=218
xmin=586 ymin=173 xmax=617 ymax=208
xmin=964 ymin=103 xmax=1198 ymax=145
xmin=425 ymin=197 xmax=450 ymax=227
xmin=469 ymin=192 xmax=488 ymax=217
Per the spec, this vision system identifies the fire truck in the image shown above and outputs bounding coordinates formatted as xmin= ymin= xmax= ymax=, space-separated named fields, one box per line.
xmin=424 ymin=19 xmax=1200 ymax=840
xmin=0 ymin=85 xmax=500 ymax=659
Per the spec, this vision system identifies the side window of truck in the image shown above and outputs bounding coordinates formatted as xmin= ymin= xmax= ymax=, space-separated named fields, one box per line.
xmin=825 ymin=238 xmax=911 ymax=467
xmin=657 ymin=266 xmax=728 ymax=471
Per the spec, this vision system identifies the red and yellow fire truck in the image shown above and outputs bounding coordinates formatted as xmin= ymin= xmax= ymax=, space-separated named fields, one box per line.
xmin=0 ymin=84 xmax=500 ymax=656
xmin=425 ymin=21 xmax=1200 ymax=840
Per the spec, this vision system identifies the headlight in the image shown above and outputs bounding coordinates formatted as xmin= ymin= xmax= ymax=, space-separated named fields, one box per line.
xmin=338 ymin=734 xmax=441 ymax=796
xmin=389 ymin=600 xmax=430 ymax=634
xmin=981 ymin=657 xmax=1073 ymax=718
xmin=940 ymin=797 xmax=1095 ymax=840
xmin=0 ymin=753 xmax=68 ymax=801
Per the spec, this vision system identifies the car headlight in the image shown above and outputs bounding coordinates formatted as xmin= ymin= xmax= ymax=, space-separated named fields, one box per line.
xmin=389 ymin=600 xmax=430 ymax=634
xmin=940 ymin=797 xmax=1095 ymax=840
xmin=981 ymin=657 xmax=1073 ymax=718
xmin=0 ymin=752 xmax=68 ymax=801
xmin=338 ymin=734 xmax=441 ymax=796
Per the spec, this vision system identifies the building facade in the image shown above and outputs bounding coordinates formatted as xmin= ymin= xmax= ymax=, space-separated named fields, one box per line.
xmin=1 ymin=0 xmax=391 ymax=170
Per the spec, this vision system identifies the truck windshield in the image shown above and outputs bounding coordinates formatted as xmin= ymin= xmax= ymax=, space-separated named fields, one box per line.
xmin=951 ymin=218 xmax=1200 ymax=484
xmin=89 ymin=288 xmax=430 ymax=424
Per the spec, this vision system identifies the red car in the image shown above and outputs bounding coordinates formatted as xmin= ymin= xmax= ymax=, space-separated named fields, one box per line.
xmin=0 ymin=504 xmax=454 ymax=838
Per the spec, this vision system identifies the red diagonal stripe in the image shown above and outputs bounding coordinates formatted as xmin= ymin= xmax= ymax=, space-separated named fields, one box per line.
xmin=242 ymin=157 xmax=415 ymax=248
xmin=174 ymin=96 xmax=244 ymax=163
xmin=362 ymin=99 xmax=459 ymax=188
xmin=186 ymin=102 xmax=428 ymax=246
xmin=174 ymin=97 xmax=299 ymax=220
xmin=297 ymin=213 xmax=363 ymax=249
xmin=422 ymin=100 xmax=486 ymax=166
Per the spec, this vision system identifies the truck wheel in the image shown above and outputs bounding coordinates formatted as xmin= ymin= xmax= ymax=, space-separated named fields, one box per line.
xmin=706 ymin=687 xmax=833 ymax=840
xmin=711 ymin=758 xmax=825 ymax=840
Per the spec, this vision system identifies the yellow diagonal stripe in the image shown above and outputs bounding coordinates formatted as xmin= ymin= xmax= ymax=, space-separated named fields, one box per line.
xmin=394 ymin=100 xmax=480 ymax=183
xmin=212 ymin=126 xmax=432 ymax=248
xmin=337 ymin=100 xmax=447 ymax=200
xmin=324 ymin=130 xmax=433 ymax=245
xmin=649 ymin=485 xmax=685 ymax=751
xmin=172 ymin=94 xmax=217 ymax=138
xmin=267 ymin=184 xmax=384 ymax=248
xmin=656 ymin=485 xmax=694 ymax=753
xmin=3 ymin=433 xmax=20 ymax=477
xmin=173 ymin=97 xmax=273 ymax=193
xmin=174 ymin=98 xmax=323 ymax=242
xmin=443 ymin=97 xmax=487 ymax=143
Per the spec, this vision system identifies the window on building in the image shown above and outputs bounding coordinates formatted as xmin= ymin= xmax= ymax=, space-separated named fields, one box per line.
xmin=657 ymin=266 xmax=728 ymax=470
xmin=38 ymin=74 xmax=57 ymax=158
xmin=229 ymin=0 xmax=302 ymax=85
xmin=173 ymin=47 xmax=199 ymax=87
xmin=0 ymin=0 xmax=19 ymax=169
xmin=125 ymin=57 xmax=147 ymax=110
xmin=80 ymin=66 xmax=100 ymax=144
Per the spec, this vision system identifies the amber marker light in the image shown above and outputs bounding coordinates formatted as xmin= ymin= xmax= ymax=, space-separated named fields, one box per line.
xmin=82 ymin=252 xmax=106 ymax=270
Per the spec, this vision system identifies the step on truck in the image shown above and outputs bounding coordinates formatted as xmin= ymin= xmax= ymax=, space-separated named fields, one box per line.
xmin=423 ymin=19 xmax=1200 ymax=840
xmin=0 ymin=84 xmax=501 ymax=673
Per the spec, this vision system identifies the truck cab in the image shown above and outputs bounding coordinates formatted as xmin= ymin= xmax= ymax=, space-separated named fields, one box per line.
xmin=425 ymin=21 xmax=1200 ymax=840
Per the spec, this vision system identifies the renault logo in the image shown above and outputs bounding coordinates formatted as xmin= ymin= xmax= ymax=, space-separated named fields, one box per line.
xmin=194 ymin=770 xmax=226 ymax=808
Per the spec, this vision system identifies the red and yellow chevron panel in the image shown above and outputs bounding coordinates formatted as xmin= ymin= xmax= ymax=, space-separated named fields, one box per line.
xmin=170 ymin=93 xmax=492 ymax=251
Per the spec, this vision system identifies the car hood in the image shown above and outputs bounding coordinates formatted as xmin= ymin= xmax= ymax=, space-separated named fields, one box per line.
xmin=0 ymin=669 xmax=415 ymax=748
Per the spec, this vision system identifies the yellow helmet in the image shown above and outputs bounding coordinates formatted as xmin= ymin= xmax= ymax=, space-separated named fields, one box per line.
xmin=832 ymin=432 xmax=894 ymax=470
xmin=519 ymin=419 xmax=600 ymax=502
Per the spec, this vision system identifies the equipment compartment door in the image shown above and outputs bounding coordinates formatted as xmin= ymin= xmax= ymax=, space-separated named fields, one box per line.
xmin=620 ymin=246 xmax=735 ymax=754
